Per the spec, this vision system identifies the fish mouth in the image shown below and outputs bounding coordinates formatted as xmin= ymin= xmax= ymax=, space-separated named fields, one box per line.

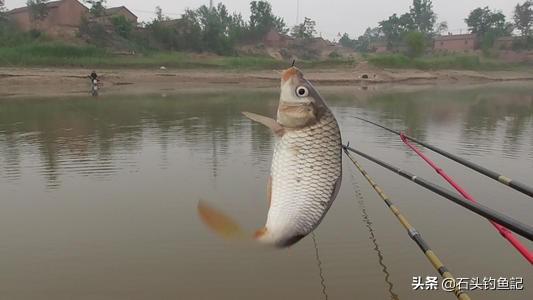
xmin=282 ymin=67 xmax=303 ymax=82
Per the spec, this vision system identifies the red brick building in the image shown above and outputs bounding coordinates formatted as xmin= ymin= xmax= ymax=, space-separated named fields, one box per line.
xmin=7 ymin=0 xmax=88 ymax=37
xmin=433 ymin=33 xmax=478 ymax=53
xmin=105 ymin=6 xmax=137 ymax=24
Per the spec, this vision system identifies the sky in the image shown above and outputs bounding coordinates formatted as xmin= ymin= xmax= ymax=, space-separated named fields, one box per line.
xmin=6 ymin=0 xmax=519 ymax=39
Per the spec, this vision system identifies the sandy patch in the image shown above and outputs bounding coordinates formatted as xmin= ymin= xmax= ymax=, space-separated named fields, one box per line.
xmin=1 ymin=67 xmax=532 ymax=98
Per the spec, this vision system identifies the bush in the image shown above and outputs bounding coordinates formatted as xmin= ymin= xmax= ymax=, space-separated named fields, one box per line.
xmin=111 ymin=15 xmax=133 ymax=38
xmin=328 ymin=51 xmax=342 ymax=59
xmin=405 ymin=31 xmax=426 ymax=58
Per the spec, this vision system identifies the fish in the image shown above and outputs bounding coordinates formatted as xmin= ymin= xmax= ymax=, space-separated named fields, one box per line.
xmin=198 ymin=66 xmax=342 ymax=248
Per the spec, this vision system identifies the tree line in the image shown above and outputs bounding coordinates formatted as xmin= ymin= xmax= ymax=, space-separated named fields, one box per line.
xmin=78 ymin=0 xmax=305 ymax=55
xmin=2 ymin=0 xmax=531 ymax=55
xmin=340 ymin=0 xmax=533 ymax=55
xmin=141 ymin=1 xmax=319 ymax=54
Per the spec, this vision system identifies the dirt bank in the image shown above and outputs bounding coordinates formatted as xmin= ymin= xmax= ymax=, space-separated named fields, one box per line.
xmin=1 ymin=67 xmax=533 ymax=98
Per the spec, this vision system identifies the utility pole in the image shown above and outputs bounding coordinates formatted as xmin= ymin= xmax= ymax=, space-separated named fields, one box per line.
xmin=209 ymin=0 xmax=213 ymax=10
xmin=296 ymin=0 xmax=300 ymax=24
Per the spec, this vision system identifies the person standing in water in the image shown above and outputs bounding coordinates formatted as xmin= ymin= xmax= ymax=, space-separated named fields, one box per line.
xmin=89 ymin=71 xmax=98 ymax=96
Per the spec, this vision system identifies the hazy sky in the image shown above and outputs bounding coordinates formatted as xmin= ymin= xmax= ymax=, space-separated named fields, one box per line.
xmin=6 ymin=0 xmax=518 ymax=38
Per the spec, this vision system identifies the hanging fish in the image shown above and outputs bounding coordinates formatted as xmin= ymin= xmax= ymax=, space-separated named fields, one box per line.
xmin=199 ymin=67 xmax=342 ymax=248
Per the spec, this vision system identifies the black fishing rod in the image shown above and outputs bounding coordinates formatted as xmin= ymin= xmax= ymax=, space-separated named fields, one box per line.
xmin=353 ymin=116 xmax=533 ymax=199
xmin=343 ymin=145 xmax=533 ymax=242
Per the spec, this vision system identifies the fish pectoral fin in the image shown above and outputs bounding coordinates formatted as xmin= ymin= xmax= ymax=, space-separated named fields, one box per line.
xmin=242 ymin=111 xmax=285 ymax=136
xmin=330 ymin=176 xmax=342 ymax=203
xmin=197 ymin=201 xmax=245 ymax=240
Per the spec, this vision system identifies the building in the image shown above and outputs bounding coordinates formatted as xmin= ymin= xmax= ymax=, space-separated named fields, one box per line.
xmin=369 ymin=41 xmax=388 ymax=53
xmin=7 ymin=0 xmax=88 ymax=37
xmin=493 ymin=36 xmax=514 ymax=50
xmin=433 ymin=33 xmax=478 ymax=53
xmin=105 ymin=6 xmax=137 ymax=24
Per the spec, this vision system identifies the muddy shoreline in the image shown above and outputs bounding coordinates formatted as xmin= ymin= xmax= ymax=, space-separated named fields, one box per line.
xmin=1 ymin=67 xmax=533 ymax=98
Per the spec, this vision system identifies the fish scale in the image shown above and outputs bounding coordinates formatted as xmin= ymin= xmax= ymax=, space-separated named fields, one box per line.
xmin=268 ymin=110 xmax=342 ymax=239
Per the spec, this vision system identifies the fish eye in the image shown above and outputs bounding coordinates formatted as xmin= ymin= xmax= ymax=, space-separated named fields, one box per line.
xmin=296 ymin=86 xmax=309 ymax=97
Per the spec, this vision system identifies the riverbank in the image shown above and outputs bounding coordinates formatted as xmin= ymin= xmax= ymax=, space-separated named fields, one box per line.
xmin=1 ymin=66 xmax=533 ymax=98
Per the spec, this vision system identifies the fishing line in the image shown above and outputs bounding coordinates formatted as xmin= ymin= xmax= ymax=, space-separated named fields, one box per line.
xmin=350 ymin=172 xmax=399 ymax=300
xmin=343 ymin=148 xmax=471 ymax=300
xmin=311 ymin=232 xmax=329 ymax=300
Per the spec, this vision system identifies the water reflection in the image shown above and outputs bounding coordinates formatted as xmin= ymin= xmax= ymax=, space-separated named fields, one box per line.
xmin=0 ymin=91 xmax=278 ymax=188
xmin=1 ymin=83 xmax=532 ymax=187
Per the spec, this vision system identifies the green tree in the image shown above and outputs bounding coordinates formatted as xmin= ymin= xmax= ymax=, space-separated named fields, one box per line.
xmin=155 ymin=6 xmax=165 ymax=22
xmin=359 ymin=27 xmax=382 ymax=52
xmin=27 ymin=0 xmax=49 ymax=22
xmin=339 ymin=33 xmax=357 ymax=49
xmin=514 ymin=1 xmax=533 ymax=37
xmin=178 ymin=8 xmax=203 ymax=51
xmin=249 ymin=0 xmax=287 ymax=38
xmin=0 ymin=0 xmax=6 ymax=22
xmin=84 ymin=0 xmax=106 ymax=17
xmin=111 ymin=15 xmax=133 ymax=38
xmin=196 ymin=3 xmax=235 ymax=54
xmin=466 ymin=6 xmax=512 ymax=50
xmin=465 ymin=7 xmax=507 ymax=37
xmin=399 ymin=12 xmax=416 ymax=31
xmin=379 ymin=14 xmax=405 ymax=49
xmin=290 ymin=17 xmax=316 ymax=39
xmin=227 ymin=12 xmax=247 ymax=43
xmin=405 ymin=31 xmax=425 ymax=57
xmin=409 ymin=0 xmax=436 ymax=34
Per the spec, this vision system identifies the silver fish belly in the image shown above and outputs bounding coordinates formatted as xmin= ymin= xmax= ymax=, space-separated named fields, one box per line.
xmin=267 ymin=110 xmax=342 ymax=246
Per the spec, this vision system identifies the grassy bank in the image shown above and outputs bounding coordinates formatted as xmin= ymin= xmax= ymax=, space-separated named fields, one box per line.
xmin=0 ymin=42 xmax=356 ymax=70
xmin=367 ymin=53 xmax=527 ymax=71
xmin=2 ymin=43 xmax=528 ymax=72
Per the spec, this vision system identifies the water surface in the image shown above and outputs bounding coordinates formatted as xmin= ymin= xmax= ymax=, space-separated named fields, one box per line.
xmin=0 ymin=83 xmax=532 ymax=299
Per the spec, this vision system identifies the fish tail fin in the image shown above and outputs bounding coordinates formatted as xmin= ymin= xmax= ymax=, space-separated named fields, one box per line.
xmin=197 ymin=201 xmax=246 ymax=240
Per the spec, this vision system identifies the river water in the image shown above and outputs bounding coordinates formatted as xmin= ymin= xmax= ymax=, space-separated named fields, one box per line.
xmin=0 ymin=83 xmax=532 ymax=299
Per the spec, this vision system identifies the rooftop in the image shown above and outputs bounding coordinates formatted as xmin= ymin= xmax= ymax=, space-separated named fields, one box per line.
xmin=434 ymin=33 xmax=477 ymax=41
xmin=8 ymin=0 xmax=62 ymax=15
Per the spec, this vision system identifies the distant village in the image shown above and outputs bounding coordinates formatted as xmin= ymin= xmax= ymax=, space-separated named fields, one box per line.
xmin=7 ymin=0 xmax=136 ymax=38
xmin=3 ymin=0 xmax=533 ymax=63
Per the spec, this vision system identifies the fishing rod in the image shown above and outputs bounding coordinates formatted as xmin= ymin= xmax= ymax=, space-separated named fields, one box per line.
xmin=343 ymin=145 xmax=533 ymax=242
xmin=400 ymin=133 xmax=533 ymax=264
xmin=353 ymin=116 xmax=533 ymax=199
xmin=343 ymin=148 xmax=471 ymax=300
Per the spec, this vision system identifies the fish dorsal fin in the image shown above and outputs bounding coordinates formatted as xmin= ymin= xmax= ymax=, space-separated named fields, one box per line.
xmin=242 ymin=112 xmax=285 ymax=137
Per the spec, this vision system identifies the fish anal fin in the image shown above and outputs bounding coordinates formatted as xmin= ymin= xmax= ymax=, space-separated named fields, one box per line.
xmin=254 ymin=227 xmax=268 ymax=240
xmin=242 ymin=111 xmax=285 ymax=136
